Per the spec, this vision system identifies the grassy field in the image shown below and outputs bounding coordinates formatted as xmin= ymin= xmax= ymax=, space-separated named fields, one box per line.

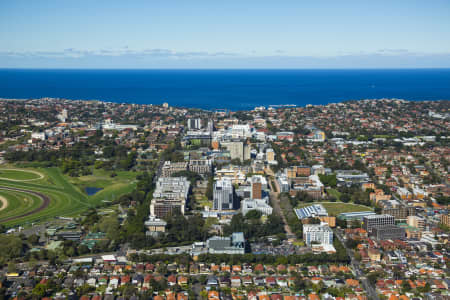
xmin=326 ymin=188 xmax=341 ymax=201
xmin=0 ymin=169 xmax=43 ymax=181
xmin=0 ymin=190 xmax=43 ymax=220
xmin=66 ymin=169 xmax=139 ymax=204
xmin=297 ymin=201 xmax=373 ymax=216
xmin=0 ymin=166 xmax=138 ymax=227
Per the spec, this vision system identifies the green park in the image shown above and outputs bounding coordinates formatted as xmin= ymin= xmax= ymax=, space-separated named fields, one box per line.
xmin=0 ymin=166 xmax=139 ymax=227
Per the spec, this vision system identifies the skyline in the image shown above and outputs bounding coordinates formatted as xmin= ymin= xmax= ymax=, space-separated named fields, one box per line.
xmin=1 ymin=0 xmax=450 ymax=68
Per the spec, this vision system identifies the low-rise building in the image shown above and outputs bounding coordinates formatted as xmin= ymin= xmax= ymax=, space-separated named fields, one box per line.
xmin=363 ymin=214 xmax=395 ymax=233
xmin=145 ymin=216 xmax=167 ymax=237
xmin=372 ymin=225 xmax=405 ymax=240
xmin=206 ymin=232 xmax=245 ymax=255
xmin=161 ymin=161 xmax=188 ymax=177
xmin=241 ymin=198 xmax=273 ymax=216
xmin=295 ymin=204 xmax=328 ymax=220
xmin=189 ymin=159 xmax=212 ymax=174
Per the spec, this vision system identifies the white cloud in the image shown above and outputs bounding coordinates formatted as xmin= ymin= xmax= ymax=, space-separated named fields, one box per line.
xmin=0 ymin=48 xmax=239 ymax=59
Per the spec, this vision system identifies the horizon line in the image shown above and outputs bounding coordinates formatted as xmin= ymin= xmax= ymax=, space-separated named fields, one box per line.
xmin=2 ymin=67 xmax=450 ymax=71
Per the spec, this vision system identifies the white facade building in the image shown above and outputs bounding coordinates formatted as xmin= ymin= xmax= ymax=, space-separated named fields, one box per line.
xmin=213 ymin=178 xmax=235 ymax=211
xmin=241 ymin=198 xmax=273 ymax=216
xmin=303 ymin=223 xmax=333 ymax=246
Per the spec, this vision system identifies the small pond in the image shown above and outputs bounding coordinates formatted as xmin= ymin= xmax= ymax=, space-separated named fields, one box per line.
xmin=85 ymin=187 xmax=103 ymax=196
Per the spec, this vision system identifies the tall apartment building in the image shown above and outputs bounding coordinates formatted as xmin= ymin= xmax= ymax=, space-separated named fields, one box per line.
xmin=207 ymin=119 xmax=214 ymax=134
xmin=251 ymin=176 xmax=262 ymax=200
xmin=363 ymin=214 xmax=395 ymax=233
xmin=187 ymin=118 xmax=202 ymax=130
xmin=303 ymin=223 xmax=333 ymax=246
xmin=223 ymin=141 xmax=250 ymax=162
xmin=150 ymin=177 xmax=190 ymax=218
xmin=213 ymin=178 xmax=235 ymax=211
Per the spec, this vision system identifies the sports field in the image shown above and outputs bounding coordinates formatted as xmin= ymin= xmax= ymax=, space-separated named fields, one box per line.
xmin=297 ymin=201 xmax=373 ymax=216
xmin=0 ymin=166 xmax=138 ymax=227
xmin=0 ymin=169 xmax=43 ymax=181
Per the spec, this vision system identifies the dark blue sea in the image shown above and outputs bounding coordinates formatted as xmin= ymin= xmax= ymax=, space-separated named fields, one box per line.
xmin=1 ymin=69 xmax=449 ymax=110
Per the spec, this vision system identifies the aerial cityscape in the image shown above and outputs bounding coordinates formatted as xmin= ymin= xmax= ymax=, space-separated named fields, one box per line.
xmin=0 ymin=1 xmax=449 ymax=300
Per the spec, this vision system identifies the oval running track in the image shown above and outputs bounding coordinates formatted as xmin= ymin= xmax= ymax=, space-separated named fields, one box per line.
xmin=0 ymin=186 xmax=50 ymax=223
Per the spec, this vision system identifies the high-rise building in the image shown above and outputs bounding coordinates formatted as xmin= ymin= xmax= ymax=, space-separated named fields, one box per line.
xmin=363 ymin=214 xmax=395 ymax=233
xmin=207 ymin=119 xmax=214 ymax=134
xmin=303 ymin=223 xmax=333 ymax=246
xmin=150 ymin=177 xmax=190 ymax=218
xmin=187 ymin=118 xmax=202 ymax=130
xmin=251 ymin=176 xmax=262 ymax=200
xmin=213 ymin=178 xmax=235 ymax=211
xmin=223 ymin=141 xmax=250 ymax=162
xmin=266 ymin=148 xmax=275 ymax=162
xmin=57 ymin=109 xmax=68 ymax=122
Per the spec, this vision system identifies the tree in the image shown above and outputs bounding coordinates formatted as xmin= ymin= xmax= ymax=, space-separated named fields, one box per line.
xmin=340 ymin=194 xmax=351 ymax=203
xmin=319 ymin=174 xmax=337 ymax=187
xmin=99 ymin=215 xmax=120 ymax=240
xmin=7 ymin=262 xmax=17 ymax=274
xmin=345 ymin=239 xmax=359 ymax=249
xmin=245 ymin=210 xmax=262 ymax=220
xmin=205 ymin=176 xmax=214 ymax=200
xmin=28 ymin=234 xmax=40 ymax=245
xmin=32 ymin=283 xmax=47 ymax=298
xmin=367 ymin=271 xmax=384 ymax=285
xmin=0 ymin=235 xmax=24 ymax=261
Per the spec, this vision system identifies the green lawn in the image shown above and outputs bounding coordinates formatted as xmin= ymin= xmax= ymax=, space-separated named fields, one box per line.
xmin=326 ymin=188 xmax=341 ymax=201
xmin=0 ymin=169 xmax=42 ymax=181
xmin=0 ymin=190 xmax=43 ymax=221
xmin=0 ymin=167 xmax=138 ymax=227
xmin=297 ymin=201 xmax=373 ymax=216
xmin=66 ymin=169 xmax=139 ymax=204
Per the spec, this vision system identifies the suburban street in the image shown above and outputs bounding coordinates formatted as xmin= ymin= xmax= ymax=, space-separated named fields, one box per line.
xmin=334 ymin=230 xmax=380 ymax=300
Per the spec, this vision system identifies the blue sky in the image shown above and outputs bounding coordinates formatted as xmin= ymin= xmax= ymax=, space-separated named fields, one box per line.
xmin=1 ymin=0 xmax=450 ymax=68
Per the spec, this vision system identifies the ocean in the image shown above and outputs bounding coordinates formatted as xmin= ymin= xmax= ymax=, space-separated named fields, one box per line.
xmin=0 ymin=69 xmax=449 ymax=110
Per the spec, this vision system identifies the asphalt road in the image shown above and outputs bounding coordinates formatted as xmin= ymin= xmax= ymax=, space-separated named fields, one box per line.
xmin=334 ymin=230 xmax=380 ymax=300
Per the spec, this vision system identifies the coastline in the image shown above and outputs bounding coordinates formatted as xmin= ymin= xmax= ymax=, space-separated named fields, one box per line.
xmin=0 ymin=96 xmax=448 ymax=112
